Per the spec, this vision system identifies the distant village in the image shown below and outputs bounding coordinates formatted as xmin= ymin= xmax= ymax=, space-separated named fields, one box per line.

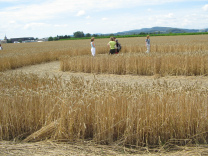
xmin=0 ymin=35 xmax=48 ymax=43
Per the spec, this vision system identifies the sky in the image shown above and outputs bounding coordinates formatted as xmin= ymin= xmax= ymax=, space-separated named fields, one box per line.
xmin=0 ymin=0 xmax=208 ymax=39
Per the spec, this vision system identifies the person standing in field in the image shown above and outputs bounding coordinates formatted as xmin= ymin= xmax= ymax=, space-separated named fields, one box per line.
xmin=115 ymin=39 xmax=121 ymax=54
xmin=107 ymin=37 xmax=116 ymax=54
xmin=90 ymin=37 xmax=95 ymax=56
xmin=0 ymin=44 xmax=3 ymax=50
xmin=145 ymin=35 xmax=150 ymax=53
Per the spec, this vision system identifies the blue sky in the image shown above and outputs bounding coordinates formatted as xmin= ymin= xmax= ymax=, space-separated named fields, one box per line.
xmin=0 ymin=0 xmax=208 ymax=39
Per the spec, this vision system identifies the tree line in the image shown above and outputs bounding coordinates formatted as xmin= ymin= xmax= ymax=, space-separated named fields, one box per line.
xmin=47 ymin=31 xmax=165 ymax=41
xmin=47 ymin=31 xmax=208 ymax=41
xmin=48 ymin=31 xmax=116 ymax=41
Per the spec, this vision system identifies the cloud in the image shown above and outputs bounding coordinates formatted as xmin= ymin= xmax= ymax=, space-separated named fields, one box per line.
xmin=147 ymin=8 xmax=152 ymax=12
xmin=0 ymin=0 xmax=18 ymax=1
xmin=76 ymin=10 xmax=85 ymax=16
xmin=1 ymin=0 xmax=207 ymax=38
xmin=165 ymin=13 xmax=174 ymax=18
xmin=9 ymin=20 xmax=16 ymax=24
xmin=0 ymin=0 xmax=198 ymax=24
xmin=24 ymin=23 xmax=49 ymax=30
xmin=86 ymin=16 xmax=90 ymax=19
xmin=202 ymin=4 xmax=208 ymax=11
xmin=54 ymin=24 xmax=68 ymax=27
xmin=102 ymin=18 xmax=108 ymax=21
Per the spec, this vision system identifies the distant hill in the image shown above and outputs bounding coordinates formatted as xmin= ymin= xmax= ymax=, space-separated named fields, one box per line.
xmin=115 ymin=27 xmax=208 ymax=35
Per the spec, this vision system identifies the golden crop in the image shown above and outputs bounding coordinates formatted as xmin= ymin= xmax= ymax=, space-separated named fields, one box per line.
xmin=1 ymin=35 xmax=208 ymax=74
xmin=0 ymin=72 xmax=208 ymax=146
xmin=0 ymin=35 xmax=208 ymax=147
xmin=59 ymin=35 xmax=208 ymax=76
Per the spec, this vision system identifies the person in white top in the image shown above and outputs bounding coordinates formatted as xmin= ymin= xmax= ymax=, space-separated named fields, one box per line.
xmin=145 ymin=35 xmax=150 ymax=53
xmin=0 ymin=44 xmax=3 ymax=50
xmin=90 ymin=37 xmax=95 ymax=56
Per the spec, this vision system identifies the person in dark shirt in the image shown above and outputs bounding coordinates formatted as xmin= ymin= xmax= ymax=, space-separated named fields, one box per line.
xmin=115 ymin=39 xmax=121 ymax=54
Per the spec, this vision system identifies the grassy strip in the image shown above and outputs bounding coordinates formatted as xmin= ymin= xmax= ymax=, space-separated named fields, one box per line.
xmin=59 ymin=32 xmax=208 ymax=41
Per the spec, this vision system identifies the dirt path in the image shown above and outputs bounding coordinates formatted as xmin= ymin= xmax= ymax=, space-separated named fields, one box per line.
xmin=1 ymin=140 xmax=208 ymax=156
xmin=5 ymin=61 xmax=208 ymax=87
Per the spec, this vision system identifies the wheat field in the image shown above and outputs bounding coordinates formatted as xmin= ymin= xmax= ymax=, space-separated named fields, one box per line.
xmin=0 ymin=35 xmax=208 ymax=149
xmin=60 ymin=35 xmax=208 ymax=76
xmin=1 ymin=35 xmax=208 ymax=74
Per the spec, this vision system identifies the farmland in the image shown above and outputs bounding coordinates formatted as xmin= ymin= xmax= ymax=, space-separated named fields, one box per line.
xmin=0 ymin=35 xmax=208 ymax=155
